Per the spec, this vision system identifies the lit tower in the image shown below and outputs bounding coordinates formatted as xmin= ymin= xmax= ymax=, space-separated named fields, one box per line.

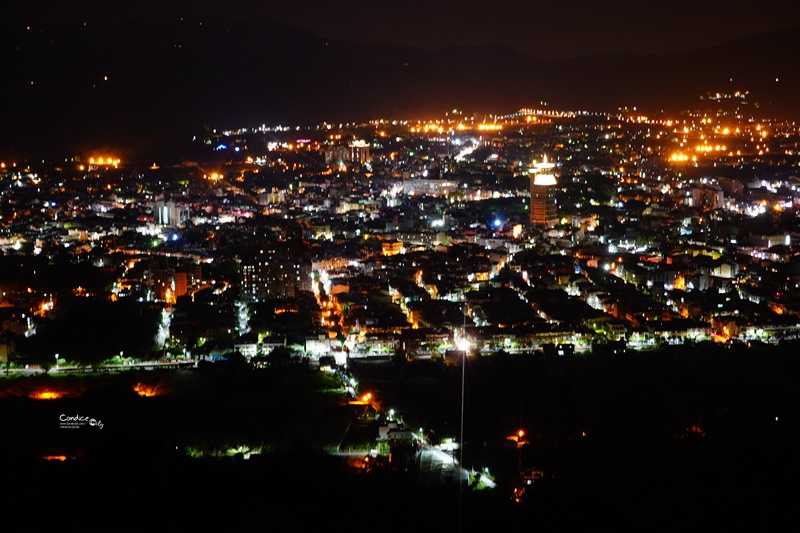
xmin=529 ymin=155 xmax=558 ymax=227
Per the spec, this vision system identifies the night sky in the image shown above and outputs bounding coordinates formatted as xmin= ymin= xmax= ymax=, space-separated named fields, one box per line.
xmin=17 ymin=0 xmax=800 ymax=58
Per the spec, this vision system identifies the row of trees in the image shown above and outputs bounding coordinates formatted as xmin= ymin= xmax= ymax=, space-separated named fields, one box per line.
xmin=14 ymin=298 xmax=161 ymax=367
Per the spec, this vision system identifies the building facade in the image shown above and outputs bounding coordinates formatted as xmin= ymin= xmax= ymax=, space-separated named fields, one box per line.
xmin=240 ymin=248 xmax=312 ymax=302
xmin=529 ymin=156 xmax=558 ymax=227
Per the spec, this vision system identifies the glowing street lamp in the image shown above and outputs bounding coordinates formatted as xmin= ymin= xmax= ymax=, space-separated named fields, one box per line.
xmin=508 ymin=429 xmax=526 ymax=447
xmin=509 ymin=429 xmax=527 ymax=480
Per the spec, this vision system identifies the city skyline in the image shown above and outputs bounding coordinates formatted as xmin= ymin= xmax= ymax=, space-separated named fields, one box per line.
xmin=4 ymin=5 xmax=800 ymax=530
xmin=3 ymin=102 xmax=800 ymax=530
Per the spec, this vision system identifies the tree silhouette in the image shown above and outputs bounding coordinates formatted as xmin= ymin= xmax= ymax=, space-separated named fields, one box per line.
xmin=17 ymin=299 xmax=160 ymax=366
xmin=266 ymin=346 xmax=297 ymax=367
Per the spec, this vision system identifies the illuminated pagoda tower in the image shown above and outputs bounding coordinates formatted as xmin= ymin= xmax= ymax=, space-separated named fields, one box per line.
xmin=529 ymin=155 xmax=558 ymax=227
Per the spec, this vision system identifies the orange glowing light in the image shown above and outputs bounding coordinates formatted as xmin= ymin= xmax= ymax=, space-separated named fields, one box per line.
xmin=88 ymin=156 xmax=120 ymax=167
xmin=133 ymin=383 xmax=161 ymax=397
xmin=32 ymin=390 xmax=62 ymax=400
xmin=508 ymin=430 xmax=527 ymax=446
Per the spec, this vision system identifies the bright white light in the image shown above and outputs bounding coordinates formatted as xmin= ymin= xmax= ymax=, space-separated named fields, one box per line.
xmin=479 ymin=474 xmax=496 ymax=488
xmin=533 ymin=174 xmax=557 ymax=186
xmin=433 ymin=448 xmax=456 ymax=464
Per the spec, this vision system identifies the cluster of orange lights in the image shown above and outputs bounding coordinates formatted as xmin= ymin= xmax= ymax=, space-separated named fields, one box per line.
xmin=88 ymin=157 xmax=120 ymax=167
xmin=406 ymin=122 xmax=502 ymax=134
xmin=695 ymin=144 xmax=727 ymax=153
xmin=410 ymin=124 xmax=446 ymax=134
xmin=349 ymin=392 xmax=374 ymax=406
xmin=39 ymin=300 xmax=54 ymax=316
xmin=24 ymin=384 xmax=164 ymax=400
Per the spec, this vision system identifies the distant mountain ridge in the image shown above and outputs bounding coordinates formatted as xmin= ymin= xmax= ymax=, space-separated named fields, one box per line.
xmin=3 ymin=17 xmax=799 ymax=158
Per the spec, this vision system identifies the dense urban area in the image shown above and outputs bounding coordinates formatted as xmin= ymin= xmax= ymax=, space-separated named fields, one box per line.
xmin=4 ymin=94 xmax=800 ymax=531
xmin=5 ymin=95 xmax=800 ymax=362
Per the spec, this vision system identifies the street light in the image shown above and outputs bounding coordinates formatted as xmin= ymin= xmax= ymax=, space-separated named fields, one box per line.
xmin=507 ymin=429 xmax=527 ymax=481
xmin=55 ymin=353 xmax=59 ymax=370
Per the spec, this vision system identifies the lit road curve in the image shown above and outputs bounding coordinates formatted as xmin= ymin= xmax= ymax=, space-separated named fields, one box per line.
xmin=417 ymin=444 xmax=475 ymax=494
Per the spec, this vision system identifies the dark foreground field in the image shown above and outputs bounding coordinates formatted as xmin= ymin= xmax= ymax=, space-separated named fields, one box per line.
xmin=3 ymin=344 xmax=800 ymax=532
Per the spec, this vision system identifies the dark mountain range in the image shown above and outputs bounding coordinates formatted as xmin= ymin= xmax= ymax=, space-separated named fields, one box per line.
xmin=3 ymin=17 xmax=799 ymax=159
